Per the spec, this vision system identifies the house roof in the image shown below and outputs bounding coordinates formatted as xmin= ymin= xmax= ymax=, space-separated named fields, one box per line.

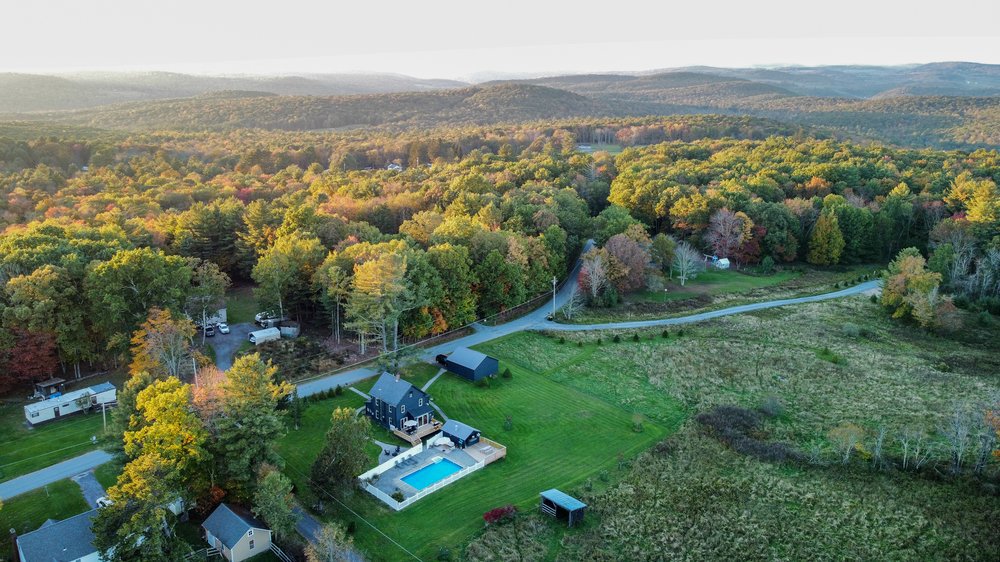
xmin=540 ymin=489 xmax=587 ymax=511
xmin=368 ymin=372 xmax=424 ymax=405
xmin=202 ymin=503 xmax=268 ymax=550
xmin=17 ymin=508 xmax=99 ymax=562
xmin=442 ymin=419 xmax=479 ymax=441
xmin=35 ymin=377 xmax=66 ymax=388
xmin=446 ymin=347 xmax=492 ymax=370
xmin=90 ymin=381 xmax=116 ymax=394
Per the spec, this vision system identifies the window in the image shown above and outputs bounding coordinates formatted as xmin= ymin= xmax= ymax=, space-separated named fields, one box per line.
xmin=248 ymin=529 xmax=253 ymax=536
xmin=418 ymin=398 xmax=423 ymax=406
xmin=249 ymin=539 xmax=255 ymax=550
xmin=400 ymin=405 xmax=405 ymax=414
xmin=30 ymin=412 xmax=38 ymax=418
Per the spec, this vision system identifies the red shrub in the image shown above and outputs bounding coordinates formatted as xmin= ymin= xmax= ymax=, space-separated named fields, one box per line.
xmin=483 ymin=504 xmax=518 ymax=525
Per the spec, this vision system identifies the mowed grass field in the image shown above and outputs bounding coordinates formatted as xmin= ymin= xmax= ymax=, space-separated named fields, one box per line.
xmin=0 ymin=402 xmax=107 ymax=482
xmin=0 ymin=479 xmax=90 ymax=561
xmin=278 ymin=346 xmax=673 ymax=561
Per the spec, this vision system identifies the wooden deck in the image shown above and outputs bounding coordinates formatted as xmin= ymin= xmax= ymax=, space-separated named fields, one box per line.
xmin=466 ymin=437 xmax=507 ymax=465
xmin=393 ymin=420 xmax=443 ymax=445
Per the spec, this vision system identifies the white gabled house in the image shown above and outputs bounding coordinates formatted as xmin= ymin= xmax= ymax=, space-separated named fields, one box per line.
xmin=23 ymin=382 xmax=116 ymax=425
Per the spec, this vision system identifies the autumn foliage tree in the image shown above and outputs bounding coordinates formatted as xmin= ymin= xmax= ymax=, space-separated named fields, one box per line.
xmin=605 ymin=232 xmax=651 ymax=293
xmin=807 ymin=211 xmax=845 ymax=265
xmin=129 ymin=308 xmax=196 ymax=379
xmin=704 ymin=208 xmax=753 ymax=259
xmin=881 ymin=248 xmax=952 ymax=329
xmin=0 ymin=329 xmax=58 ymax=394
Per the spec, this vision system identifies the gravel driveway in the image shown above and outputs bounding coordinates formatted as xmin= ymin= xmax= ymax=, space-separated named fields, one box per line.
xmin=207 ymin=322 xmax=255 ymax=370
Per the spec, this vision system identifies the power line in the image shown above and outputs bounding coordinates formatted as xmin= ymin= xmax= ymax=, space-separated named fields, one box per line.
xmin=276 ymin=452 xmax=423 ymax=562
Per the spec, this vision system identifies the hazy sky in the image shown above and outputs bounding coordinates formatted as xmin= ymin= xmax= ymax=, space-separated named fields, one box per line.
xmin=2 ymin=0 xmax=998 ymax=79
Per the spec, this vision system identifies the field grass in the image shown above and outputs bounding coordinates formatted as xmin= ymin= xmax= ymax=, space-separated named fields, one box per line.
xmin=225 ymin=285 xmax=258 ymax=324
xmin=278 ymin=349 xmax=671 ymax=561
xmin=465 ymin=298 xmax=999 ymax=560
xmin=566 ymin=264 xmax=877 ymax=324
xmin=0 ymin=401 xmax=108 ymax=482
xmin=0 ymin=479 xmax=90 ymax=561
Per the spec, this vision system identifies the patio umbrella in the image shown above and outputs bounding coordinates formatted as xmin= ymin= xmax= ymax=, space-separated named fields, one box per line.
xmin=403 ymin=420 xmax=419 ymax=428
xmin=435 ymin=436 xmax=453 ymax=447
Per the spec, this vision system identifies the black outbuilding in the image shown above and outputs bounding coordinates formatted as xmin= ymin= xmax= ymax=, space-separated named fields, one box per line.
xmin=440 ymin=419 xmax=481 ymax=448
xmin=440 ymin=347 xmax=499 ymax=382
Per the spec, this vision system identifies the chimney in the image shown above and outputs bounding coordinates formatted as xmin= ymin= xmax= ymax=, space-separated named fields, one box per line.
xmin=10 ymin=528 xmax=19 ymax=562
xmin=395 ymin=373 xmax=400 ymax=382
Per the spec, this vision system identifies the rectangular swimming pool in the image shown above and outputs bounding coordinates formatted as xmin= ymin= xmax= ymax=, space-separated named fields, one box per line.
xmin=401 ymin=457 xmax=463 ymax=490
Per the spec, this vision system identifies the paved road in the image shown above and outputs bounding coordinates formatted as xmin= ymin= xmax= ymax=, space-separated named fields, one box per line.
xmin=294 ymin=507 xmax=365 ymax=562
xmin=71 ymin=469 xmax=107 ymax=507
xmin=293 ymin=241 xmax=877 ymax=398
xmin=0 ymin=450 xmax=112 ymax=500
xmin=208 ymin=322 xmax=255 ymax=370
xmin=540 ymin=280 xmax=881 ymax=331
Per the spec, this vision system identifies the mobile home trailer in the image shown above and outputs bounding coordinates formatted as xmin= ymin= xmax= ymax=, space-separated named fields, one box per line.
xmin=23 ymin=382 xmax=117 ymax=425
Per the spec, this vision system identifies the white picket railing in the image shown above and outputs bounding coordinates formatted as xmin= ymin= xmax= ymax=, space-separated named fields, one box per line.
xmin=362 ymin=460 xmax=486 ymax=511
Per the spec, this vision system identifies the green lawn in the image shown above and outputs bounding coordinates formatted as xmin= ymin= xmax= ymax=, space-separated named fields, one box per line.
xmin=94 ymin=460 xmax=123 ymax=490
xmin=0 ymin=479 xmax=90 ymax=560
xmin=633 ymin=269 xmax=800 ymax=302
xmin=0 ymin=401 xmax=109 ymax=482
xmin=226 ymin=285 xmax=258 ymax=324
xmin=278 ymin=341 xmax=673 ymax=561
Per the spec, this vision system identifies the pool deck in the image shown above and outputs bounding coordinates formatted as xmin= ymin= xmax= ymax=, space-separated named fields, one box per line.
xmin=372 ymin=446 xmax=478 ymax=498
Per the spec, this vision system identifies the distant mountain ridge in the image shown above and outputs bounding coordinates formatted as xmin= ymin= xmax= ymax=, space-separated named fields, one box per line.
xmin=2 ymin=63 xmax=999 ymax=148
xmin=0 ymin=71 xmax=468 ymax=112
xmin=28 ymin=84 xmax=610 ymax=131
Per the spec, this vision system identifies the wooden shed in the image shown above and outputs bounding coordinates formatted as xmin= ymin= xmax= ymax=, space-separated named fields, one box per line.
xmin=540 ymin=489 xmax=587 ymax=527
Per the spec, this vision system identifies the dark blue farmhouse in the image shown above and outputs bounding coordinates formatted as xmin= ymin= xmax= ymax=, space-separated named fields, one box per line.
xmin=364 ymin=372 xmax=434 ymax=431
xmin=440 ymin=347 xmax=499 ymax=382
xmin=441 ymin=419 xmax=481 ymax=448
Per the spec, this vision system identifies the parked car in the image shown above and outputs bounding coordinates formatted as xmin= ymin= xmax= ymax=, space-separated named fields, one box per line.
xmin=217 ymin=322 xmax=230 ymax=334
xmin=255 ymin=311 xmax=278 ymax=323
xmin=96 ymin=496 xmax=113 ymax=508
xmin=204 ymin=325 xmax=216 ymax=337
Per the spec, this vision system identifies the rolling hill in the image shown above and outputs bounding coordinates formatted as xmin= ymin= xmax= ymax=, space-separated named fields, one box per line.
xmin=29 ymin=84 xmax=612 ymax=131
xmin=0 ymin=71 xmax=468 ymax=113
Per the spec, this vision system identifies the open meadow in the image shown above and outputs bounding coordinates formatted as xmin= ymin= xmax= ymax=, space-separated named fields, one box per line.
xmin=566 ymin=265 xmax=877 ymax=324
xmin=467 ymin=296 xmax=1000 ymax=560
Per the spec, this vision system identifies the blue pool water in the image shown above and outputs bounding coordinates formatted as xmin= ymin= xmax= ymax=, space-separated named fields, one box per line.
xmin=401 ymin=458 xmax=463 ymax=490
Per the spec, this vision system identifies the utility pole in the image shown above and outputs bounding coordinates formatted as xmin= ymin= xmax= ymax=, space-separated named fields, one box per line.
xmin=551 ymin=276 xmax=558 ymax=319
xmin=192 ymin=355 xmax=199 ymax=387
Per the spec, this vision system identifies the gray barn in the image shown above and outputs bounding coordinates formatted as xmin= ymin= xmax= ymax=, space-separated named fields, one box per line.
xmin=441 ymin=347 xmax=499 ymax=382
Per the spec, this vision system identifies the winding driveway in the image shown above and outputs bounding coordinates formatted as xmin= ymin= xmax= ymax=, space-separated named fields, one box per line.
xmin=295 ymin=239 xmax=879 ymax=397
